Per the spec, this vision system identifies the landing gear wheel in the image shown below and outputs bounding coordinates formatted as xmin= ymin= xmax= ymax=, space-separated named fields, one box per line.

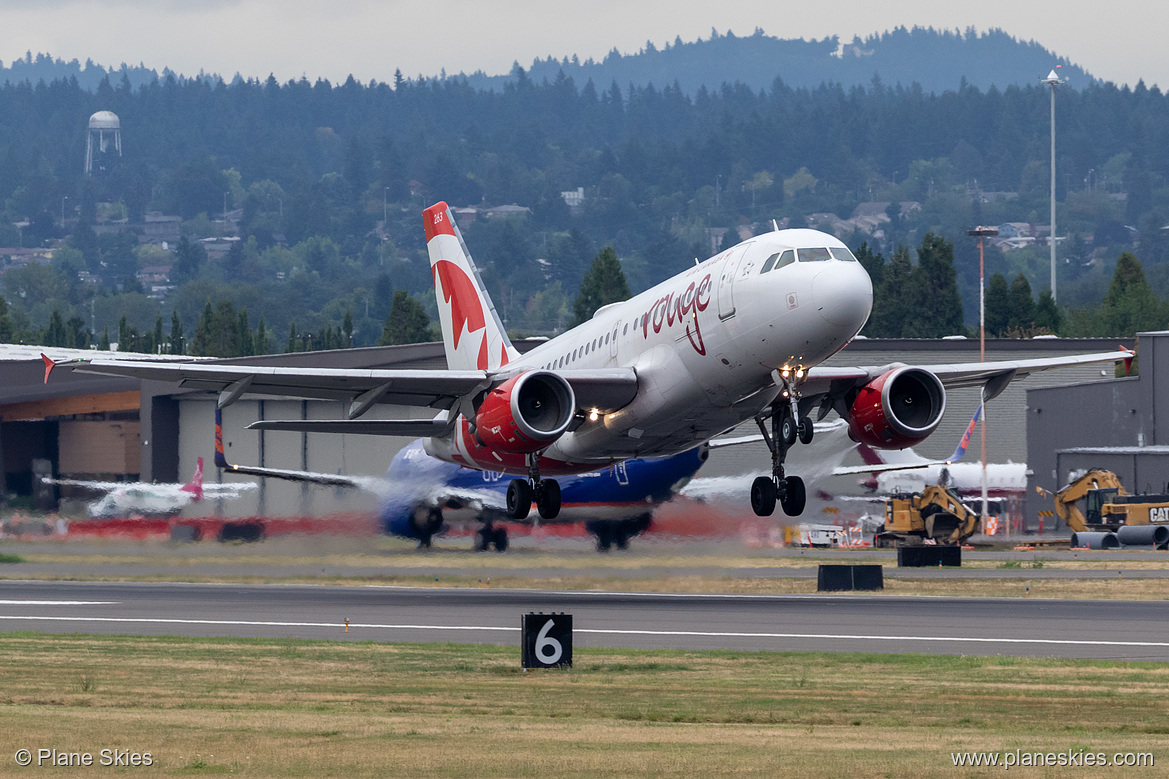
xmin=780 ymin=475 xmax=806 ymax=516
xmin=492 ymin=526 xmax=509 ymax=552
xmin=781 ymin=416 xmax=798 ymax=446
xmin=474 ymin=526 xmax=492 ymax=552
xmin=507 ymin=479 xmax=532 ymax=519
xmin=751 ymin=476 xmax=777 ymax=517
xmin=537 ymin=479 xmax=561 ymax=520
xmin=797 ymin=416 xmax=814 ymax=445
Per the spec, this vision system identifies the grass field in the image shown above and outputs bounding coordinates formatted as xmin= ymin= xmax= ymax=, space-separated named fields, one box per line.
xmin=0 ymin=633 xmax=1166 ymax=777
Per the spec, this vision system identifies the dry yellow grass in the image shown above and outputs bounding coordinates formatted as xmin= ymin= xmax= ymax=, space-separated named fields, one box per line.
xmin=0 ymin=634 xmax=1167 ymax=777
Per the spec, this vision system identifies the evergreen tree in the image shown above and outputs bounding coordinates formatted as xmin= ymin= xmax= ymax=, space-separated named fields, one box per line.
xmin=193 ymin=301 xmax=214 ymax=356
xmin=572 ymin=247 xmax=630 ymax=326
xmin=255 ymin=315 xmax=268 ymax=355
xmin=903 ymin=233 xmax=964 ymax=338
xmin=287 ymin=321 xmax=299 ymax=352
xmin=985 ymin=273 xmax=1010 ymax=337
xmin=238 ymin=309 xmax=253 ymax=356
xmin=379 ymin=291 xmax=431 ymax=345
xmin=98 ymin=327 xmax=110 ymax=351
xmin=45 ymin=309 xmax=68 ymax=347
xmin=67 ymin=315 xmax=88 ymax=349
xmin=152 ymin=315 xmax=164 ymax=355
xmin=1101 ymin=252 xmax=1163 ymax=336
xmin=169 ymin=310 xmax=184 ymax=355
xmin=867 ymin=244 xmax=913 ymax=337
xmin=0 ymin=297 xmax=12 ymax=343
xmin=343 ymin=310 xmax=354 ymax=346
xmin=1034 ymin=288 xmax=1062 ymax=333
xmin=118 ymin=314 xmax=132 ymax=351
xmin=1007 ymin=274 xmax=1035 ymax=333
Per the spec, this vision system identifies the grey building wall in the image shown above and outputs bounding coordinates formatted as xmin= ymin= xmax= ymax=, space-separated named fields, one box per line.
xmin=1027 ymin=330 xmax=1169 ymax=530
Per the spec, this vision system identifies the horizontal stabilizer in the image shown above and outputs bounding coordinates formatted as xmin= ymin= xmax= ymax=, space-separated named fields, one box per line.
xmin=247 ymin=418 xmax=454 ymax=437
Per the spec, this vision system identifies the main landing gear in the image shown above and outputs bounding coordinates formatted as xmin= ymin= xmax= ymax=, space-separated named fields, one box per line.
xmin=506 ymin=452 xmax=562 ymax=520
xmin=750 ymin=398 xmax=813 ymax=517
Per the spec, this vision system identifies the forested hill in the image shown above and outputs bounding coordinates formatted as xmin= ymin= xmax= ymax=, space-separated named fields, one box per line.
xmin=3 ymin=27 xmax=1091 ymax=96
xmin=0 ymin=52 xmax=173 ymax=91
xmin=464 ymin=27 xmax=1095 ymax=95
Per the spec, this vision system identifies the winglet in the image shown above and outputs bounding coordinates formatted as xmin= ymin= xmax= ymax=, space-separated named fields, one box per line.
xmin=947 ymin=405 xmax=982 ymax=463
xmin=1120 ymin=345 xmax=1134 ymax=376
xmin=41 ymin=353 xmax=55 ymax=384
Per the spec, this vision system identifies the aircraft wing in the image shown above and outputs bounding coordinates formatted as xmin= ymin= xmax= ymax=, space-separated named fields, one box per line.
xmin=46 ymin=356 xmax=638 ymax=416
xmin=804 ymin=349 xmax=1132 ymax=402
xmin=199 ymin=481 xmax=257 ymax=493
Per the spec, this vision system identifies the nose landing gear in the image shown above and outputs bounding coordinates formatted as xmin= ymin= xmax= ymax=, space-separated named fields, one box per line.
xmin=506 ymin=452 xmax=561 ymax=520
xmin=750 ymin=397 xmax=812 ymax=517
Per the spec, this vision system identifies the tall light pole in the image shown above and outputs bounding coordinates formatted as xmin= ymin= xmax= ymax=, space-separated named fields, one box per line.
xmin=968 ymin=226 xmax=999 ymax=532
xmin=61 ymin=196 xmax=69 ymax=229
xmin=1042 ymin=67 xmax=1066 ymax=302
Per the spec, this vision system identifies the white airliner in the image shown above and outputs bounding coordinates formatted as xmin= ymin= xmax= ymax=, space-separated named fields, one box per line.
xmin=44 ymin=202 xmax=1131 ymax=521
xmin=43 ymin=457 xmax=255 ymax=519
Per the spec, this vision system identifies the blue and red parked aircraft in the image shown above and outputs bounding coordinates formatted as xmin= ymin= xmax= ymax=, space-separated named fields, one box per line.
xmin=214 ymin=409 xmax=708 ymax=551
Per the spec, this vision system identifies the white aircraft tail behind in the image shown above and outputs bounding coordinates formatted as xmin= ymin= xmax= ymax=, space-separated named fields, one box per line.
xmin=423 ymin=201 xmax=519 ymax=371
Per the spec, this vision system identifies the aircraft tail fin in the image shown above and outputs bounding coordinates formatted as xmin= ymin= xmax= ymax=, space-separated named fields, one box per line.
xmin=181 ymin=456 xmax=205 ymax=501
xmin=947 ymin=405 xmax=982 ymax=463
xmin=423 ymin=201 xmax=518 ymax=371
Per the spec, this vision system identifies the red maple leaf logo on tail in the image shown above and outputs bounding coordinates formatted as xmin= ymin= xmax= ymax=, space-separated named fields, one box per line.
xmin=433 ymin=260 xmax=489 ymax=367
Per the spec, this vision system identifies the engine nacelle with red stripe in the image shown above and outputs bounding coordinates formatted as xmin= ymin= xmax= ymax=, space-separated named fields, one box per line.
xmin=847 ymin=367 xmax=946 ymax=449
xmin=475 ymin=371 xmax=575 ymax=454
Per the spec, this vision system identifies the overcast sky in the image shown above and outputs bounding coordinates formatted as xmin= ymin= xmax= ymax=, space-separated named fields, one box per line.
xmin=1 ymin=0 xmax=1163 ymax=89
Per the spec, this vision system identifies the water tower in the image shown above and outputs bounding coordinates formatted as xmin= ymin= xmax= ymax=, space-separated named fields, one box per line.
xmin=85 ymin=110 xmax=122 ymax=175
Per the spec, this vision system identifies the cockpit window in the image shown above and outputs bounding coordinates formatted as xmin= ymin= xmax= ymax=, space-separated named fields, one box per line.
xmin=776 ymin=250 xmax=795 ymax=270
xmin=760 ymin=253 xmax=780 ymax=274
xmin=829 ymin=247 xmax=858 ymax=262
xmin=797 ymin=247 xmax=833 ymax=262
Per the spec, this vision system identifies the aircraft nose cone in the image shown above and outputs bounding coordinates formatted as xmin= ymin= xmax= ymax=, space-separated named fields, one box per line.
xmin=812 ymin=264 xmax=873 ymax=328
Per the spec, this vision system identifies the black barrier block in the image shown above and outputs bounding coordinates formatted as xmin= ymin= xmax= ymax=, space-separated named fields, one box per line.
xmin=851 ymin=564 xmax=884 ymax=590
xmin=817 ymin=565 xmax=854 ymax=591
xmin=897 ymin=546 xmax=961 ymax=567
xmin=817 ymin=564 xmax=885 ymax=591
xmin=522 ymin=613 xmax=572 ymax=669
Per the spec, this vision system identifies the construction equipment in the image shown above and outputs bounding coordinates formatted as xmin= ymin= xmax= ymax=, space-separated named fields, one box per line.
xmin=1051 ymin=469 xmax=1169 ymax=532
xmin=875 ymin=485 xmax=980 ymax=547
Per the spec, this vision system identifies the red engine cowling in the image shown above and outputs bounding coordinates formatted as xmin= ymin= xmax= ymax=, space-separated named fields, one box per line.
xmin=475 ymin=371 xmax=575 ymax=454
xmin=848 ymin=366 xmax=946 ymax=449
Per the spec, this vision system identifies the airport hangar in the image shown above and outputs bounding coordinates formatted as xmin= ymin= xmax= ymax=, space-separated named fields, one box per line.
xmin=1027 ymin=329 xmax=1169 ymax=531
xmin=0 ymin=336 xmax=1130 ymax=523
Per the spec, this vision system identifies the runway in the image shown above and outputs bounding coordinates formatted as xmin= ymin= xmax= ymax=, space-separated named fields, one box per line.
xmin=1 ymin=580 xmax=1167 ymax=661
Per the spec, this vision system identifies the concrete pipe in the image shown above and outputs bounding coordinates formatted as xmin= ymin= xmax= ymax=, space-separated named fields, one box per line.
xmin=1071 ymin=531 xmax=1119 ymax=550
xmin=1116 ymin=524 xmax=1169 ymax=547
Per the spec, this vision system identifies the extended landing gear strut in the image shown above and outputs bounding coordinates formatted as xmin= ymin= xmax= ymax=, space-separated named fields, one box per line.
xmin=750 ymin=395 xmax=812 ymax=518
xmin=506 ymin=453 xmax=561 ymax=520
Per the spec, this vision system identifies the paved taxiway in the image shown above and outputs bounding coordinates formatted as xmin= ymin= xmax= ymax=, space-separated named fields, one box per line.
xmin=1 ymin=580 xmax=1167 ymax=661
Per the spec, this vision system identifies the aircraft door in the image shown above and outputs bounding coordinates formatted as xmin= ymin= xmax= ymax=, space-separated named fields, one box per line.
xmin=717 ymin=246 xmax=748 ymax=320
xmin=610 ymin=320 xmax=621 ymax=360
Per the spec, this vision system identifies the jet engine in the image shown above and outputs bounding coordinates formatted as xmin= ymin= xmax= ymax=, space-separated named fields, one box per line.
xmin=847 ymin=366 xmax=946 ymax=449
xmin=475 ymin=371 xmax=575 ymax=454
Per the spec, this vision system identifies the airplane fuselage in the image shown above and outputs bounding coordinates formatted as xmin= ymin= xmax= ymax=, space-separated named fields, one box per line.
xmin=424 ymin=229 xmax=872 ymax=476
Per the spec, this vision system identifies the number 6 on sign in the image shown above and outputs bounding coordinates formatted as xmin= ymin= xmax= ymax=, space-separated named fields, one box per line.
xmin=521 ymin=612 xmax=573 ymax=668
xmin=535 ymin=618 xmax=562 ymax=664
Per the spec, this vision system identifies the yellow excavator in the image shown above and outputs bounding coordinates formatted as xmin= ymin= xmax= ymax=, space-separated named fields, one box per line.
xmin=1051 ymin=469 xmax=1169 ymax=531
xmin=875 ymin=485 xmax=981 ymax=547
